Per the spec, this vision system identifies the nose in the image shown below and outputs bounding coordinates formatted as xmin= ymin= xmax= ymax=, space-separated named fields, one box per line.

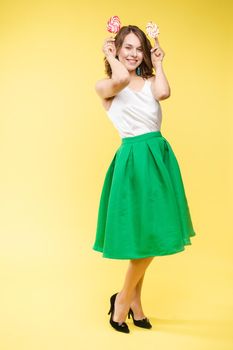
xmin=128 ymin=48 xmax=137 ymax=57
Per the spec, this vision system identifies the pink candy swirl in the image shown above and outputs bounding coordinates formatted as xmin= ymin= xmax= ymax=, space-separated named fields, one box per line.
xmin=146 ymin=21 xmax=160 ymax=39
xmin=107 ymin=16 xmax=121 ymax=34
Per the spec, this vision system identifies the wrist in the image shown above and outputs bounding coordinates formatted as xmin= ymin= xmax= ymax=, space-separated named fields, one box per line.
xmin=154 ymin=61 xmax=163 ymax=69
xmin=105 ymin=54 xmax=116 ymax=60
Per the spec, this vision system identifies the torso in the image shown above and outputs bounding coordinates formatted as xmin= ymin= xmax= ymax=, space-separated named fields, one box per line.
xmin=102 ymin=76 xmax=155 ymax=111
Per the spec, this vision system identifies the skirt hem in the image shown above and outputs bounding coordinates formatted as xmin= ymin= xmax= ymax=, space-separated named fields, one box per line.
xmin=92 ymin=231 xmax=196 ymax=260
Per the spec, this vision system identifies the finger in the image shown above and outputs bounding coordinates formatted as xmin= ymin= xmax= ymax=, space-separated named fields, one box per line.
xmin=105 ymin=42 xmax=114 ymax=47
xmin=150 ymin=47 xmax=159 ymax=53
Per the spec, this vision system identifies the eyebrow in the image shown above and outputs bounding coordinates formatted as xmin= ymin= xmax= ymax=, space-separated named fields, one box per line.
xmin=124 ymin=43 xmax=142 ymax=48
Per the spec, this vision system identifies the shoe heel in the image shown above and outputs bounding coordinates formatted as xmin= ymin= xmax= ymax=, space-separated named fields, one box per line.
xmin=108 ymin=293 xmax=130 ymax=334
xmin=108 ymin=293 xmax=118 ymax=315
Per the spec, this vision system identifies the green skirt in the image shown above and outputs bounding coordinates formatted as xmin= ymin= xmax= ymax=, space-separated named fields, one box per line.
xmin=92 ymin=131 xmax=196 ymax=259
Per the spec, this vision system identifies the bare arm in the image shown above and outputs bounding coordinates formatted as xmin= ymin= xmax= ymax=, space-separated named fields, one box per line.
xmin=150 ymin=38 xmax=171 ymax=101
xmin=95 ymin=38 xmax=130 ymax=100
xmin=151 ymin=61 xmax=171 ymax=100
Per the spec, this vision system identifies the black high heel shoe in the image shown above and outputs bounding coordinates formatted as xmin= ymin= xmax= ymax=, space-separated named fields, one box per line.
xmin=108 ymin=293 xmax=130 ymax=333
xmin=128 ymin=308 xmax=152 ymax=329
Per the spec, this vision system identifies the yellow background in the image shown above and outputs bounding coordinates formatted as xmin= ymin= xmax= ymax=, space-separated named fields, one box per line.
xmin=0 ymin=0 xmax=232 ymax=349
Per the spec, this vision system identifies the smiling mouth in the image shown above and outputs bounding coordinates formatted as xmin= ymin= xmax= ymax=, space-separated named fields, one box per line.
xmin=127 ymin=59 xmax=138 ymax=63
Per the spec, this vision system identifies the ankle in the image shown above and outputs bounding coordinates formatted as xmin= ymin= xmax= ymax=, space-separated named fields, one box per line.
xmin=130 ymin=300 xmax=142 ymax=310
xmin=117 ymin=291 xmax=133 ymax=307
xmin=130 ymin=295 xmax=142 ymax=305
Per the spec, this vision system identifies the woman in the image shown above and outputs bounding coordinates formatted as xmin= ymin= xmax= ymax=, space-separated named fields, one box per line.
xmin=92 ymin=25 xmax=196 ymax=333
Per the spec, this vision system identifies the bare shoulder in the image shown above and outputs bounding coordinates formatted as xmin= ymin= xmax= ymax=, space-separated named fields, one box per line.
xmin=147 ymin=74 xmax=171 ymax=101
xmin=147 ymin=76 xmax=155 ymax=83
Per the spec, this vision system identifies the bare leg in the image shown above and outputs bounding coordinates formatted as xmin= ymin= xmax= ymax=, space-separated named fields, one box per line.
xmin=130 ymin=273 xmax=146 ymax=319
xmin=113 ymin=257 xmax=154 ymax=323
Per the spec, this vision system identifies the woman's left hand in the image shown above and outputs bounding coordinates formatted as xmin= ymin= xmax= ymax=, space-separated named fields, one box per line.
xmin=150 ymin=37 xmax=165 ymax=67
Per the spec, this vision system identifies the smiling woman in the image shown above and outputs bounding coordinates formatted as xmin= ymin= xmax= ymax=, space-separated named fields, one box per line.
xmin=93 ymin=23 xmax=196 ymax=334
xmin=104 ymin=25 xmax=154 ymax=79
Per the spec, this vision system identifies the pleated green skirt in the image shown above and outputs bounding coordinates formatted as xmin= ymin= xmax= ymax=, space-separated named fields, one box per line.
xmin=92 ymin=131 xmax=196 ymax=259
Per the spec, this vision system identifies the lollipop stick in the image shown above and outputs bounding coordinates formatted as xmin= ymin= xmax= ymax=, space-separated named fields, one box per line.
xmin=154 ymin=36 xmax=159 ymax=47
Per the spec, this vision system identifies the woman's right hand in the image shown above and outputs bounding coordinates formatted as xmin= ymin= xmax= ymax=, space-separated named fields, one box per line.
xmin=102 ymin=37 xmax=116 ymax=58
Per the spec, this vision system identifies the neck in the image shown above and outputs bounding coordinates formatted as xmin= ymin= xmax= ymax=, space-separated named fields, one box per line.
xmin=128 ymin=70 xmax=141 ymax=79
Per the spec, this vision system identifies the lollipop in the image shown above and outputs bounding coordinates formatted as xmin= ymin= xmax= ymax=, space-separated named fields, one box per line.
xmin=107 ymin=16 xmax=121 ymax=34
xmin=146 ymin=21 xmax=160 ymax=39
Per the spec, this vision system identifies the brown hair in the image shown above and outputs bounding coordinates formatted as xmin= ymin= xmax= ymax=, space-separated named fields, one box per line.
xmin=104 ymin=25 xmax=155 ymax=79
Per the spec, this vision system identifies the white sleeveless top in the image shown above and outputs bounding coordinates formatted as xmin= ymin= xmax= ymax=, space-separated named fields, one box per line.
xmin=106 ymin=79 xmax=162 ymax=138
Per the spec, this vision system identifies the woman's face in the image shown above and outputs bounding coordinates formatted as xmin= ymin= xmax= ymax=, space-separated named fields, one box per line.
xmin=117 ymin=32 xmax=144 ymax=72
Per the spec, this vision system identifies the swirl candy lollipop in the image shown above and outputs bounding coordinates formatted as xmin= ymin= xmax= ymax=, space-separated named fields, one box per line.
xmin=146 ymin=21 xmax=160 ymax=39
xmin=107 ymin=16 xmax=121 ymax=34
